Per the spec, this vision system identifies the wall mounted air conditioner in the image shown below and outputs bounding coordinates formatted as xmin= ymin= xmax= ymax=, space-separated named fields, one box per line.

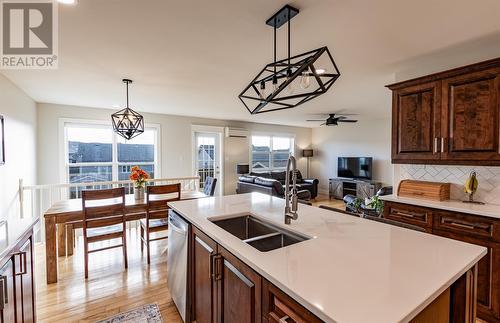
xmin=224 ymin=127 xmax=248 ymax=138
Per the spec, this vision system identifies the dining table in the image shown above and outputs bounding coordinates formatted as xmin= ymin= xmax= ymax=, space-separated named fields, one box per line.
xmin=43 ymin=191 xmax=208 ymax=284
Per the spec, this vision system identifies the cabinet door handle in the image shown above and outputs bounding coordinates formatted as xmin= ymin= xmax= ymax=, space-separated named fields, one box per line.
xmin=434 ymin=137 xmax=438 ymax=153
xmin=441 ymin=137 xmax=445 ymax=153
xmin=214 ymin=254 xmax=223 ymax=281
xmin=279 ymin=315 xmax=290 ymax=323
xmin=13 ymin=252 xmax=27 ymax=276
xmin=209 ymin=252 xmax=215 ymax=280
xmin=0 ymin=275 xmax=7 ymax=310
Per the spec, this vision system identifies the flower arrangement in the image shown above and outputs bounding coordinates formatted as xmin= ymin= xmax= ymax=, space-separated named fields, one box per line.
xmin=129 ymin=166 xmax=150 ymax=188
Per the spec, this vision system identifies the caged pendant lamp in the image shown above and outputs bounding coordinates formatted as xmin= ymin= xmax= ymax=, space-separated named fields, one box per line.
xmin=239 ymin=5 xmax=340 ymax=114
xmin=111 ymin=79 xmax=144 ymax=140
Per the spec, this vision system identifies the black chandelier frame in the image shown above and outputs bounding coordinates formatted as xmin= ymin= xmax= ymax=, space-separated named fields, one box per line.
xmin=111 ymin=79 xmax=145 ymax=140
xmin=238 ymin=5 xmax=340 ymax=114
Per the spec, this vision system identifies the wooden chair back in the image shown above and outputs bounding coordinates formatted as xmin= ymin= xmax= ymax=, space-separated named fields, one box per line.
xmin=82 ymin=187 xmax=126 ymax=229
xmin=146 ymin=183 xmax=181 ymax=220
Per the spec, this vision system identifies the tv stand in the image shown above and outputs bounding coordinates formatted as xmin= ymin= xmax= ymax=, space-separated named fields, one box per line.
xmin=329 ymin=178 xmax=382 ymax=200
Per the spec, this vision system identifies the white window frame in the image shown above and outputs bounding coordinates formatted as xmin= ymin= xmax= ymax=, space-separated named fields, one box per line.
xmin=58 ymin=118 xmax=161 ymax=184
xmin=249 ymin=132 xmax=295 ymax=172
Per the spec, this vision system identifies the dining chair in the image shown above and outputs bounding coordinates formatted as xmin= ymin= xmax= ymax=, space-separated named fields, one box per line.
xmin=141 ymin=183 xmax=181 ymax=264
xmin=82 ymin=187 xmax=127 ymax=279
xmin=203 ymin=176 xmax=217 ymax=196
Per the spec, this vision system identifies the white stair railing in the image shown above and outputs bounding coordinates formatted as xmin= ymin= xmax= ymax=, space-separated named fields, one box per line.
xmin=19 ymin=176 xmax=200 ymax=242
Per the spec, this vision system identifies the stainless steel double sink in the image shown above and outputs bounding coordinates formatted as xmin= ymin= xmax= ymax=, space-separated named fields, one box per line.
xmin=210 ymin=214 xmax=310 ymax=252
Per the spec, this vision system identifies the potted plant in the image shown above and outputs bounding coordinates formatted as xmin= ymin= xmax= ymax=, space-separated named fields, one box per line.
xmin=130 ymin=166 xmax=150 ymax=200
xmin=365 ymin=195 xmax=384 ymax=216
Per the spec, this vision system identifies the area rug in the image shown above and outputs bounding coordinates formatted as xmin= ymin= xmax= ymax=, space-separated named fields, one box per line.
xmin=96 ymin=303 xmax=163 ymax=323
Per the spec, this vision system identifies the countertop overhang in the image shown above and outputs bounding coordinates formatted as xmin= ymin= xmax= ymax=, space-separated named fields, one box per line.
xmin=168 ymin=193 xmax=487 ymax=323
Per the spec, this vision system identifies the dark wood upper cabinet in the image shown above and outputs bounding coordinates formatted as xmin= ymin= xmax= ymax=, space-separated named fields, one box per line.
xmin=391 ymin=82 xmax=441 ymax=161
xmin=217 ymin=246 xmax=261 ymax=323
xmin=388 ymin=57 xmax=500 ymax=165
xmin=441 ymin=69 xmax=500 ymax=161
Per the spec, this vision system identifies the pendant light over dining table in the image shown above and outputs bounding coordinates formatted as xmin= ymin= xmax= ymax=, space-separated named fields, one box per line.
xmin=239 ymin=5 xmax=340 ymax=114
xmin=111 ymin=79 xmax=144 ymax=140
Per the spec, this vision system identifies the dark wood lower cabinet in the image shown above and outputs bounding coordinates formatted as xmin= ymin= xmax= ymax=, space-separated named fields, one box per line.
xmin=262 ymin=280 xmax=322 ymax=323
xmin=218 ymin=246 xmax=261 ymax=323
xmin=192 ymin=227 xmax=217 ymax=323
xmin=384 ymin=201 xmax=500 ymax=322
xmin=0 ymin=229 xmax=36 ymax=323
xmin=191 ymin=226 xmax=262 ymax=323
xmin=0 ymin=260 xmax=16 ymax=323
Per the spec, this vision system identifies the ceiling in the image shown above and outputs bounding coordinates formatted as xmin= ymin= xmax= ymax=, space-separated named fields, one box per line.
xmin=2 ymin=0 xmax=500 ymax=127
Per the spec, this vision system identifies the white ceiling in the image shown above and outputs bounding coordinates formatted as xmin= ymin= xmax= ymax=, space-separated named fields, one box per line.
xmin=2 ymin=0 xmax=500 ymax=127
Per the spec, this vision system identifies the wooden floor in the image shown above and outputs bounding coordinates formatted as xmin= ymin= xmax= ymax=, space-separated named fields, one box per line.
xmin=35 ymin=228 xmax=182 ymax=323
xmin=33 ymin=196 xmax=344 ymax=322
xmin=311 ymin=194 xmax=345 ymax=209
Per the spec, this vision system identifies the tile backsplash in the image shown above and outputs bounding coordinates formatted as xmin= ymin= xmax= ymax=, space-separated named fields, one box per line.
xmin=398 ymin=165 xmax=500 ymax=204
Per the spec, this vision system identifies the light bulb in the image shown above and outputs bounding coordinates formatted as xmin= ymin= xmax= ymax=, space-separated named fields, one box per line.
xmin=300 ymin=70 xmax=311 ymax=89
xmin=284 ymin=69 xmax=294 ymax=95
xmin=272 ymin=75 xmax=278 ymax=92
xmin=259 ymin=80 xmax=267 ymax=99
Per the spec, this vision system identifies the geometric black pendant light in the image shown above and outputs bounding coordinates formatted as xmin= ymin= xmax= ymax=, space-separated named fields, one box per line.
xmin=111 ymin=79 xmax=144 ymax=140
xmin=239 ymin=5 xmax=340 ymax=114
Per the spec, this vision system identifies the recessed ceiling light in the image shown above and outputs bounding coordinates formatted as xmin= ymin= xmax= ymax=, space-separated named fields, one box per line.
xmin=58 ymin=0 xmax=78 ymax=5
xmin=316 ymin=68 xmax=326 ymax=74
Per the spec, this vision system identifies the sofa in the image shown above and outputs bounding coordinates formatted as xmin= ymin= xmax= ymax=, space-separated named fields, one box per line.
xmin=237 ymin=170 xmax=319 ymax=200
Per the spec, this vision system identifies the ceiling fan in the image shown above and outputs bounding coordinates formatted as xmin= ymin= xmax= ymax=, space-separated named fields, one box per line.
xmin=306 ymin=113 xmax=358 ymax=126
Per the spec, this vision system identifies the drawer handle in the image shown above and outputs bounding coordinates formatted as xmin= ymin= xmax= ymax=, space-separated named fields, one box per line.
xmin=394 ymin=211 xmax=416 ymax=218
xmin=446 ymin=221 xmax=475 ymax=230
xmin=279 ymin=315 xmax=290 ymax=323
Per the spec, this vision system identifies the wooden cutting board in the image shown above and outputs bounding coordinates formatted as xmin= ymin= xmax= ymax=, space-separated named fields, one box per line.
xmin=397 ymin=180 xmax=450 ymax=201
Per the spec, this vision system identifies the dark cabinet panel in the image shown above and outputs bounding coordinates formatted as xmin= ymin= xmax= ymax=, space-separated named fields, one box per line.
xmin=433 ymin=230 xmax=499 ymax=322
xmin=388 ymin=58 xmax=500 ymax=165
xmin=17 ymin=238 xmax=34 ymax=323
xmin=441 ymin=70 xmax=500 ymax=161
xmin=0 ymin=260 xmax=15 ymax=323
xmin=392 ymin=82 xmax=441 ymax=162
xmin=217 ymin=246 xmax=261 ymax=323
xmin=262 ymin=279 xmax=322 ymax=323
xmin=192 ymin=227 xmax=218 ymax=323
xmin=383 ymin=202 xmax=433 ymax=232
xmin=383 ymin=201 xmax=500 ymax=322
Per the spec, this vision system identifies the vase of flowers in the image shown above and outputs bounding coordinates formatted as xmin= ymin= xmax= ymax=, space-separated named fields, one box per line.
xmin=130 ymin=166 xmax=150 ymax=200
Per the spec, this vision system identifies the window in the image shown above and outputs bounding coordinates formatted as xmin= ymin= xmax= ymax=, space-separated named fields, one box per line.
xmin=64 ymin=121 xmax=159 ymax=198
xmin=251 ymin=135 xmax=294 ymax=171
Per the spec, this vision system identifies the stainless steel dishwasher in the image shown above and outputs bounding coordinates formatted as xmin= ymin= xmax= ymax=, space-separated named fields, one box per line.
xmin=167 ymin=210 xmax=189 ymax=322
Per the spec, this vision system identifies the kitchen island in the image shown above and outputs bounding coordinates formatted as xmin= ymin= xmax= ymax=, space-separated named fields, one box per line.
xmin=168 ymin=193 xmax=486 ymax=323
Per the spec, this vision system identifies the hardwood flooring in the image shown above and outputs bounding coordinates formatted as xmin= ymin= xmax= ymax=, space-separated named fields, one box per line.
xmin=35 ymin=228 xmax=182 ymax=323
xmin=311 ymin=194 xmax=345 ymax=209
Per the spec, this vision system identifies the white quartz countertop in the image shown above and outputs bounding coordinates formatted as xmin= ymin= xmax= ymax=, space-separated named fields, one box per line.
xmin=380 ymin=194 xmax=500 ymax=219
xmin=168 ymin=193 xmax=486 ymax=323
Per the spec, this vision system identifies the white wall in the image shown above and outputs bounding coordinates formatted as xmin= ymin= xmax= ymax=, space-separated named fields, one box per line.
xmin=36 ymin=103 xmax=312 ymax=195
xmin=311 ymin=118 xmax=393 ymax=193
xmin=0 ymin=74 xmax=37 ymax=221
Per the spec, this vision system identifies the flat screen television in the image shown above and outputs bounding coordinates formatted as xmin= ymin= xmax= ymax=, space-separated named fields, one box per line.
xmin=337 ymin=157 xmax=373 ymax=180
